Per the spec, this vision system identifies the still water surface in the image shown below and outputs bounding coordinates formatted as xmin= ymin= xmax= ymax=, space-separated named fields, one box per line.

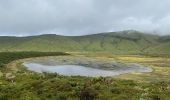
xmin=23 ymin=59 xmax=152 ymax=77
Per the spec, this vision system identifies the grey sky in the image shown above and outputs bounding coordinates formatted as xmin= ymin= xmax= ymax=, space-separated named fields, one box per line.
xmin=0 ymin=0 xmax=170 ymax=36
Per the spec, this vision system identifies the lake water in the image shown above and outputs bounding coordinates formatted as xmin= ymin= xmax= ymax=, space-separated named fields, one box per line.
xmin=23 ymin=58 xmax=152 ymax=77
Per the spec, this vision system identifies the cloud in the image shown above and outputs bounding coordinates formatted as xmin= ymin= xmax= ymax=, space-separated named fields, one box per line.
xmin=0 ymin=0 xmax=170 ymax=36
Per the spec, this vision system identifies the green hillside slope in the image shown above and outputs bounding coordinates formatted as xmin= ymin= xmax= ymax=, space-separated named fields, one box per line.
xmin=0 ymin=30 xmax=169 ymax=54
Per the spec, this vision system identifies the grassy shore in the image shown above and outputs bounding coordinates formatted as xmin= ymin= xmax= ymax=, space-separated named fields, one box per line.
xmin=0 ymin=52 xmax=170 ymax=100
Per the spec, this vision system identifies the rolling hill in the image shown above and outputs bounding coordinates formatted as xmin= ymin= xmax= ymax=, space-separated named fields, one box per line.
xmin=0 ymin=30 xmax=170 ymax=54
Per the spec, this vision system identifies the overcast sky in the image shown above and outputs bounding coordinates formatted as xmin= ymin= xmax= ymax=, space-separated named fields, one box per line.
xmin=0 ymin=0 xmax=170 ymax=36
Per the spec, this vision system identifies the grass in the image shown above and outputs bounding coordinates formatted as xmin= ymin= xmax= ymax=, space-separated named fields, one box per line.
xmin=0 ymin=52 xmax=170 ymax=99
xmin=76 ymin=53 xmax=170 ymax=82
xmin=1 ymin=30 xmax=170 ymax=54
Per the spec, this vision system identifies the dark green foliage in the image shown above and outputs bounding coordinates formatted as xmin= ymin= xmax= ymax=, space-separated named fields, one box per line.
xmin=0 ymin=51 xmax=69 ymax=68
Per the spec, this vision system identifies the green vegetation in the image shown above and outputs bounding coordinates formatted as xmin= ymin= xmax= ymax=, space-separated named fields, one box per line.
xmin=0 ymin=31 xmax=170 ymax=99
xmin=0 ymin=52 xmax=69 ymax=68
xmin=0 ymin=52 xmax=170 ymax=100
xmin=0 ymin=30 xmax=170 ymax=54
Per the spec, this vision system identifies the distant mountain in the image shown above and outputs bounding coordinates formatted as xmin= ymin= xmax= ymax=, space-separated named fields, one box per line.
xmin=0 ymin=30 xmax=170 ymax=54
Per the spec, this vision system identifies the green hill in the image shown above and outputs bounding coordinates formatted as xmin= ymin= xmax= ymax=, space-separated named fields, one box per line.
xmin=0 ymin=30 xmax=169 ymax=54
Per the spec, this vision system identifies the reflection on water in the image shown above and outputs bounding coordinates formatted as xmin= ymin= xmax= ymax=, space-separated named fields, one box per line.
xmin=23 ymin=58 xmax=152 ymax=77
